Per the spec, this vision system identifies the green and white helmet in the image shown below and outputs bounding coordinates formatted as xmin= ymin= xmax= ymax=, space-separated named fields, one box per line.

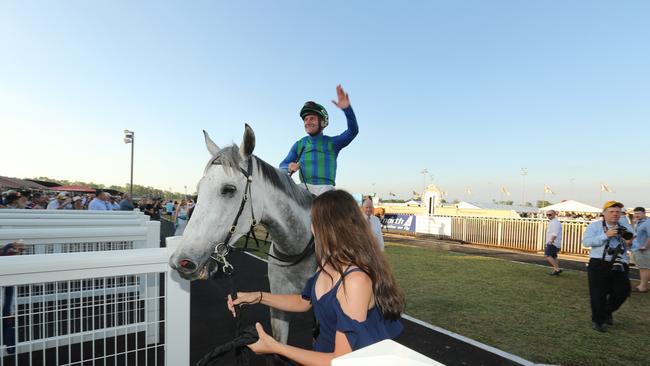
xmin=300 ymin=101 xmax=329 ymax=128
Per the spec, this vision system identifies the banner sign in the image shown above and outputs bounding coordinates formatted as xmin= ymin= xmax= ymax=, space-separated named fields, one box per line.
xmin=381 ymin=214 xmax=416 ymax=232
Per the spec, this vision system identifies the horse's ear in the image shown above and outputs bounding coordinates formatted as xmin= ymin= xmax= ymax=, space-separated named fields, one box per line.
xmin=203 ymin=130 xmax=221 ymax=157
xmin=240 ymin=123 xmax=256 ymax=159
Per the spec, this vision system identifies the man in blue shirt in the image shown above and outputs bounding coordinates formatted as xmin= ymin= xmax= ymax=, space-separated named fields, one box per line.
xmin=631 ymin=207 xmax=650 ymax=292
xmin=88 ymin=192 xmax=110 ymax=211
xmin=165 ymin=200 xmax=174 ymax=216
xmin=582 ymin=201 xmax=634 ymax=332
xmin=279 ymin=85 xmax=358 ymax=196
xmin=120 ymin=194 xmax=135 ymax=211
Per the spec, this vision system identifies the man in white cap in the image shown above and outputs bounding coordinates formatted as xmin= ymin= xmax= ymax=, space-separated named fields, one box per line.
xmin=47 ymin=193 xmax=71 ymax=210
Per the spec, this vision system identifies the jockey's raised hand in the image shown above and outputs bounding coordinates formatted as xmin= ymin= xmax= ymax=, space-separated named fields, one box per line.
xmin=331 ymin=84 xmax=350 ymax=110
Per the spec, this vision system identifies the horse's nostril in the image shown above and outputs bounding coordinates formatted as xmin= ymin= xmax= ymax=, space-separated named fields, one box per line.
xmin=179 ymin=259 xmax=197 ymax=271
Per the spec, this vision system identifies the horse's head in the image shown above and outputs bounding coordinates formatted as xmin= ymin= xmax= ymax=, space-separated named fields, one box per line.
xmin=169 ymin=124 xmax=263 ymax=280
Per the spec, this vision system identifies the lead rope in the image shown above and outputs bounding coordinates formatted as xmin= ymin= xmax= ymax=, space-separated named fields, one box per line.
xmin=195 ymin=250 xmax=297 ymax=366
xmin=195 ymin=270 xmax=256 ymax=366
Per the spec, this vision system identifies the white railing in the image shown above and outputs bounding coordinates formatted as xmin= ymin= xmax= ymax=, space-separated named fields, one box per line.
xmin=0 ymin=222 xmax=160 ymax=255
xmin=0 ymin=209 xmax=142 ymax=215
xmin=410 ymin=215 xmax=591 ymax=256
xmin=0 ymin=218 xmax=150 ymax=229
xmin=0 ymin=238 xmax=189 ymax=366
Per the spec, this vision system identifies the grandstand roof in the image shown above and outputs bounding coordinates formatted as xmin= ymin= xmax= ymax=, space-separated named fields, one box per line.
xmin=0 ymin=176 xmax=49 ymax=190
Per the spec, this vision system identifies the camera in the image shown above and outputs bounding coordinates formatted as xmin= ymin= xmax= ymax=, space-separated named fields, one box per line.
xmin=616 ymin=226 xmax=634 ymax=241
xmin=607 ymin=246 xmax=626 ymax=273
xmin=611 ymin=259 xmax=626 ymax=273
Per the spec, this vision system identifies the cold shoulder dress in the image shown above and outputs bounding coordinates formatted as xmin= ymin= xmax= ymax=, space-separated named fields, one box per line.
xmin=300 ymin=268 xmax=403 ymax=352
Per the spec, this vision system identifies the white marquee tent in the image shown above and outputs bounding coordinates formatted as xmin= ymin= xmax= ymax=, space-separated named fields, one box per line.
xmin=539 ymin=200 xmax=601 ymax=213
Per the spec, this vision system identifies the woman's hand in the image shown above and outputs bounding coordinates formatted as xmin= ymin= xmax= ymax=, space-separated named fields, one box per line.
xmin=248 ymin=322 xmax=278 ymax=354
xmin=227 ymin=292 xmax=262 ymax=317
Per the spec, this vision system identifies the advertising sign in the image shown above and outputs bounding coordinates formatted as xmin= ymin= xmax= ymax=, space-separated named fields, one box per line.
xmin=381 ymin=214 xmax=416 ymax=232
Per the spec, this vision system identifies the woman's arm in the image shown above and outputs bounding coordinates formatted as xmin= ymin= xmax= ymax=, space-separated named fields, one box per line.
xmin=248 ymin=323 xmax=352 ymax=366
xmin=337 ymin=271 xmax=373 ymax=322
xmin=228 ymin=292 xmax=311 ymax=316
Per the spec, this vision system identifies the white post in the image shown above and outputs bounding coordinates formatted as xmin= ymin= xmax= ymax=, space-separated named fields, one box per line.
xmin=165 ymin=236 xmax=190 ymax=366
xmin=537 ymin=220 xmax=546 ymax=252
xmin=497 ymin=219 xmax=503 ymax=246
xmin=144 ymin=220 xmax=161 ymax=249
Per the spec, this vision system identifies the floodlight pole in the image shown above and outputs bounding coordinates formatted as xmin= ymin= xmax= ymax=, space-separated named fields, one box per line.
xmin=124 ymin=130 xmax=135 ymax=197
xmin=130 ymin=136 xmax=134 ymax=197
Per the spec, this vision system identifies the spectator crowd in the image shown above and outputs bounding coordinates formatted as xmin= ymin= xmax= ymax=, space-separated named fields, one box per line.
xmin=0 ymin=189 xmax=194 ymax=223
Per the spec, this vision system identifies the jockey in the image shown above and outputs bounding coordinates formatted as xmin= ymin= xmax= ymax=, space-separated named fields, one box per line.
xmin=279 ymin=85 xmax=359 ymax=196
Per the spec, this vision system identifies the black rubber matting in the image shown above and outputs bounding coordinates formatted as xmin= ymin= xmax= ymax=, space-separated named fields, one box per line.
xmin=190 ymin=251 xmax=525 ymax=366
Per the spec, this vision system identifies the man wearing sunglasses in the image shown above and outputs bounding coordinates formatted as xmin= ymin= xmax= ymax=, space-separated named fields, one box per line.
xmin=544 ymin=210 xmax=563 ymax=275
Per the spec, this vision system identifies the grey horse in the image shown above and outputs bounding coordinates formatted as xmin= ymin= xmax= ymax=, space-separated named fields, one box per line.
xmin=169 ymin=124 xmax=316 ymax=345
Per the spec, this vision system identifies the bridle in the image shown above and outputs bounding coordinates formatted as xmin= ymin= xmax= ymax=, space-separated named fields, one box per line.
xmin=206 ymin=155 xmax=315 ymax=278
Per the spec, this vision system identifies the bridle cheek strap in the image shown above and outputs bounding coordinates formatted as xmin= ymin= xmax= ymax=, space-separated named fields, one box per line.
xmin=219 ymin=157 xmax=256 ymax=248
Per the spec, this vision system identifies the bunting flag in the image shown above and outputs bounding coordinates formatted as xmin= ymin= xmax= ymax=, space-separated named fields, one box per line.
xmin=389 ymin=192 xmax=396 ymax=197
xmin=600 ymin=183 xmax=613 ymax=193
xmin=412 ymin=191 xmax=421 ymax=197
xmin=500 ymin=187 xmax=511 ymax=196
xmin=543 ymin=185 xmax=555 ymax=194
xmin=464 ymin=187 xmax=472 ymax=195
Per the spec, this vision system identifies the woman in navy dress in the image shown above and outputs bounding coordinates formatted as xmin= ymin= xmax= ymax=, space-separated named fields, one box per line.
xmin=228 ymin=189 xmax=405 ymax=365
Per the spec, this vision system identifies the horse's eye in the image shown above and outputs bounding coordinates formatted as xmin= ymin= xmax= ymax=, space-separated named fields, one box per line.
xmin=221 ymin=185 xmax=236 ymax=195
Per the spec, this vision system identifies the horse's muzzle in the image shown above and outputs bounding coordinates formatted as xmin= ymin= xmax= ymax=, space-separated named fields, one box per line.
xmin=169 ymin=257 xmax=215 ymax=280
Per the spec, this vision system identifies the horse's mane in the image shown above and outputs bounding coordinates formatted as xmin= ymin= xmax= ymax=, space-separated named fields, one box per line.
xmin=207 ymin=145 xmax=313 ymax=209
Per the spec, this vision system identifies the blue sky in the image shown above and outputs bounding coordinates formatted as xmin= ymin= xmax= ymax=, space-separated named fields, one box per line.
xmin=1 ymin=1 xmax=649 ymax=206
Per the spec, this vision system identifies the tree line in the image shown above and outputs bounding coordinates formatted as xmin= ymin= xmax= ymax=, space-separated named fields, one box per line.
xmin=31 ymin=176 xmax=188 ymax=200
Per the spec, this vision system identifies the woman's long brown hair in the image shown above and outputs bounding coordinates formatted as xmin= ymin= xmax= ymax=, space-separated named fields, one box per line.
xmin=311 ymin=190 xmax=405 ymax=320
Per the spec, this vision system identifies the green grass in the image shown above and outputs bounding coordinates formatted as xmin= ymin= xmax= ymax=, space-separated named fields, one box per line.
xmin=385 ymin=242 xmax=650 ymax=366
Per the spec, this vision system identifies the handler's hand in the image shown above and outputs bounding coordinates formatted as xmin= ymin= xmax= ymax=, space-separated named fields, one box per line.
xmin=6 ymin=241 xmax=26 ymax=255
xmin=227 ymin=292 xmax=262 ymax=317
xmin=288 ymin=162 xmax=300 ymax=174
xmin=606 ymin=229 xmax=618 ymax=238
xmin=332 ymin=84 xmax=350 ymax=109
xmin=248 ymin=322 xmax=278 ymax=354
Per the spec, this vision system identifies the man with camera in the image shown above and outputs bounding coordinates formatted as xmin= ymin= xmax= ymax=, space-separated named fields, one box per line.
xmin=582 ymin=201 xmax=634 ymax=332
